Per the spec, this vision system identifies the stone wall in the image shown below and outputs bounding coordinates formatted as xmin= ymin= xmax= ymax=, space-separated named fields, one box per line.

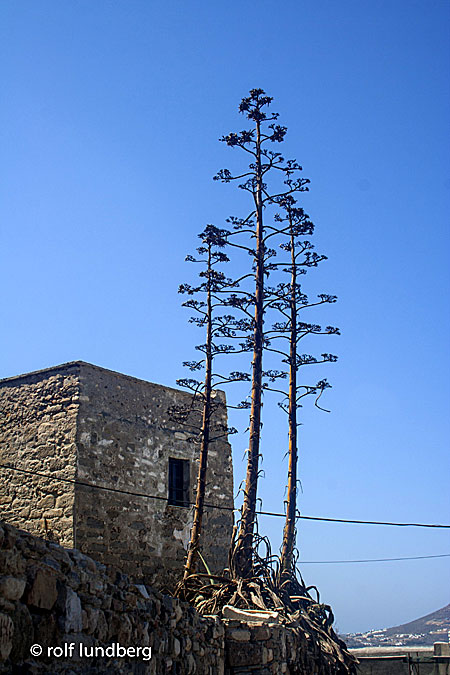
xmin=0 ymin=521 xmax=323 ymax=674
xmin=0 ymin=367 xmax=79 ymax=547
xmin=0 ymin=521 xmax=224 ymax=673
xmin=75 ymin=362 xmax=234 ymax=588
xmin=0 ymin=362 xmax=234 ymax=589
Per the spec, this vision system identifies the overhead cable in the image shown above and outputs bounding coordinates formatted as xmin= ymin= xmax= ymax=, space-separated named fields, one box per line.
xmin=300 ymin=553 xmax=450 ymax=564
xmin=1 ymin=463 xmax=449 ymax=529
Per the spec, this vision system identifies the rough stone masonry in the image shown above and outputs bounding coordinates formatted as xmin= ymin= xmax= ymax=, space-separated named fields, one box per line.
xmin=0 ymin=521 xmax=316 ymax=674
xmin=0 ymin=361 xmax=234 ymax=589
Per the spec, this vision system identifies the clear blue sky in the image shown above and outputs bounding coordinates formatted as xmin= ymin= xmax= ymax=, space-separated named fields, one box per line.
xmin=1 ymin=1 xmax=449 ymax=633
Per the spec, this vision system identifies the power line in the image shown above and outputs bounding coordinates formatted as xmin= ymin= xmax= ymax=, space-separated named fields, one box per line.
xmin=300 ymin=553 xmax=450 ymax=564
xmin=1 ymin=463 xmax=449 ymax=529
xmin=291 ymin=514 xmax=450 ymax=529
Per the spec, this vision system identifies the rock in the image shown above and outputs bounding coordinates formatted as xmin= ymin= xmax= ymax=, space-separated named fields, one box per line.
xmin=3 ymin=527 xmax=17 ymax=550
xmin=26 ymin=568 xmax=58 ymax=610
xmin=106 ymin=611 xmax=132 ymax=643
xmin=0 ymin=576 xmax=26 ymax=601
xmin=37 ymin=495 xmax=55 ymax=509
xmin=223 ymin=605 xmax=280 ymax=623
xmin=101 ymin=593 xmax=112 ymax=610
xmin=95 ymin=610 xmax=108 ymax=642
xmin=227 ymin=641 xmax=265 ymax=668
xmin=174 ymin=603 xmax=183 ymax=623
xmin=58 ymin=586 xmax=82 ymax=632
xmin=229 ymin=629 xmax=251 ymax=642
xmin=253 ymin=625 xmax=271 ymax=640
xmin=42 ymin=508 xmax=64 ymax=519
xmin=41 ymin=557 xmax=60 ymax=571
xmin=82 ymin=608 xmax=88 ymax=631
xmin=0 ymin=613 xmax=13 ymax=661
xmin=83 ymin=606 xmax=99 ymax=634
xmin=135 ymin=583 xmax=150 ymax=599
xmin=55 ymin=494 xmax=72 ymax=509
xmin=162 ymin=595 xmax=173 ymax=613
xmin=88 ymin=578 xmax=103 ymax=594
xmin=70 ymin=550 xmax=97 ymax=573
xmin=9 ymin=603 xmax=33 ymax=662
xmin=124 ymin=592 xmax=138 ymax=608
xmin=112 ymin=598 xmax=125 ymax=612
xmin=212 ymin=620 xmax=224 ymax=639
xmin=136 ymin=620 xmax=150 ymax=647
xmin=33 ymin=612 xmax=57 ymax=648
xmin=0 ymin=598 xmax=14 ymax=612
xmin=117 ymin=614 xmax=132 ymax=643
xmin=186 ymin=653 xmax=196 ymax=673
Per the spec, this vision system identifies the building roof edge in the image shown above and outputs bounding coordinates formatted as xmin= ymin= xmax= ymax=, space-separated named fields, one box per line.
xmin=0 ymin=361 xmax=226 ymax=400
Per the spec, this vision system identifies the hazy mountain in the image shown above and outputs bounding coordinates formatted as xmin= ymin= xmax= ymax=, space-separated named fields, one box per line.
xmin=343 ymin=604 xmax=450 ymax=648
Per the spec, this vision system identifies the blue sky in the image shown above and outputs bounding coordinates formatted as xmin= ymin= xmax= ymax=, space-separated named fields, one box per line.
xmin=1 ymin=1 xmax=449 ymax=633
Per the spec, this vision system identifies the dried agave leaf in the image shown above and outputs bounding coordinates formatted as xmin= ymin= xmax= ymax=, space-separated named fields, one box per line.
xmin=174 ymin=542 xmax=357 ymax=674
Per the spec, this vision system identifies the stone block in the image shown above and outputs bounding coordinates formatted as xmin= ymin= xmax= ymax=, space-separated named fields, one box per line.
xmin=227 ymin=641 xmax=265 ymax=667
xmin=136 ymin=620 xmax=150 ymax=647
xmin=37 ymin=495 xmax=55 ymax=509
xmin=8 ymin=603 xmax=33 ymax=662
xmin=43 ymin=508 xmax=64 ymax=519
xmin=95 ymin=609 xmax=108 ymax=642
xmin=174 ymin=602 xmax=183 ymax=623
xmin=0 ymin=598 xmax=14 ymax=612
xmin=223 ymin=605 xmax=280 ymax=623
xmin=186 ymin=653 xmax=196 ymax=673
xmin=26 ymin=568 xmax=58 ymax=610
xmin=135 ymin=583 xmax=150 ymax=599
xmin=33 ymin=611 xmax=57 ymax=647
xmin=83 ymin=606 xmax=99 ymax=634
xmin=55 ymin=494 xmax=72 ymax=509
xmin=229 ymin=629 xmax=251 ymax=642
xmin=253 ymin=625 xmax=271 ymax=641
xmin=41 ymin=556 xmax=60 ymax=571
xmin=0 ymin=576 xmax=26 ymax=601
xmin=58 ymin=585 xmax=82 ymax=632
xmin=0 ymin=613 xmax=13 ymax=661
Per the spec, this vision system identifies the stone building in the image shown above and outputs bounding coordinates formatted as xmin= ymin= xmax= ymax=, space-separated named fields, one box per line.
xmin=0 ymin=361 xmax=234 ymax=588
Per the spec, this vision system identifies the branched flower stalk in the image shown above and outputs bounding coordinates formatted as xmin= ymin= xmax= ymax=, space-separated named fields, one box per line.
xmin=173 ymin=89 xmax=357 ymax=675
xmin=214 ymin=89 xmax=310 ymax=578
xmin=174 ymin=224 xmax=238 ymax=580
xmin=264 ymin=196 xmax=340 ymax=578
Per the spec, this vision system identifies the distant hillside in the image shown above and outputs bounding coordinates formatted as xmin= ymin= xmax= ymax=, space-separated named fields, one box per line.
xmin=343 ymin=604 xmax=450 ymax=648
xmin=385 ymin=604 xmax=450 ymax=638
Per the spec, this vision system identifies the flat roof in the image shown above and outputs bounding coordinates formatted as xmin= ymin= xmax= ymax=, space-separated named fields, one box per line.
xmin=0 ymin=361 xmax=178 ymax=393
xmin=0 ymin=361 xmax=225 ymax=400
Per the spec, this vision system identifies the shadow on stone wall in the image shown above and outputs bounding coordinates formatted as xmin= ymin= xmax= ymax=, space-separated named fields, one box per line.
xmin=0 ymin=521 xmax=332 ymax=674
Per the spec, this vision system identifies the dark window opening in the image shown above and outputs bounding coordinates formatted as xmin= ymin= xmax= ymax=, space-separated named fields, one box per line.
xmin=168 ymin=458 xmax=190 ymax=507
